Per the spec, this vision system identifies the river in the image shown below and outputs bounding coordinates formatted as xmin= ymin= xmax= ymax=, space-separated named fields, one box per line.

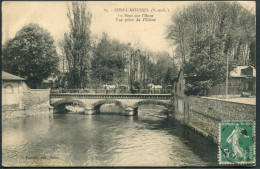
xmin=2 ymin=106 xmax=218 ymax=167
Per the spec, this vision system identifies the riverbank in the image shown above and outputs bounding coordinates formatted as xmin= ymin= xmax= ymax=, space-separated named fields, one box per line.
xmin=173 ymin=96 xmax=256 ymax=143
xmin=2 ymin=105 xmax=53 ymax=120
xmin=2 ymin=89 xmax=52 ymax=119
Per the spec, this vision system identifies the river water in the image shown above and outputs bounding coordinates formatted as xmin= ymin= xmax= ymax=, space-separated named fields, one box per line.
xmin=2 ymin=106 xmax=218 ymax=167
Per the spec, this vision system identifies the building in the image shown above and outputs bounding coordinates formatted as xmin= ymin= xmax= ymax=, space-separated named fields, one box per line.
xmin=2 ymin=71 xmax=52 ymax=119
xmin=2 ymin=71 xmax=29 ymax=107
xmin=172 ymin=69 xmax=185 ymax=97
xmin=210 ymin=66 xmax=256 ymax=96
xmin=229 ymin=66 xmax=256 ymax=95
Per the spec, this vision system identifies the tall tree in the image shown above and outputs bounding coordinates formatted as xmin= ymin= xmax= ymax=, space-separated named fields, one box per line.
xmin=145 ymin=51 xmax=178 ymax=86
xmin=159 ymin=53 xmax=177 ymax=84
xmin=91 ymin=33 xmax=128 ymax=86
xmin=166 ymin=2 xmax=255 ymax=95
xmin=167 ymin=2 xmax=255 ymax=65
xmin=2 ymin=23 xmax=59 ymax=88
xmin=63 ymin=2 xmax=92 ymax=88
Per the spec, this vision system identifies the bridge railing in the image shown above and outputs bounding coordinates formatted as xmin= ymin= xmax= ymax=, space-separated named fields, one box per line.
xmin=50 ymin=93 xmax=172 ymax=100
xmin=51 ymin=88 xmax=172 ymax=94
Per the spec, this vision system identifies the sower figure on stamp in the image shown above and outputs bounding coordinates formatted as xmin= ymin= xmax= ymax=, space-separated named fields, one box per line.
xmin=226 ymin=124 xmax=249 ymax=160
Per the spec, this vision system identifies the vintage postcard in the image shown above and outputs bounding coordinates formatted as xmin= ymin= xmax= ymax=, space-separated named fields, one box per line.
xmin=2 ymin=1 xmax=256 ymax=167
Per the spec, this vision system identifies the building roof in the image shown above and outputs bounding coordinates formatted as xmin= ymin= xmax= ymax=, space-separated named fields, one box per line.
xmin=230 ymin=66 xmax=256 ymax=78
xmin=2 ymin=71 xmax=25 ymax=81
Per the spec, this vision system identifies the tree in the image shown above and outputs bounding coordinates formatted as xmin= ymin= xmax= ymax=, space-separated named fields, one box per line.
xmin=145 ymin=51 xmax=178 ymax=86
xmin=164 ymin=67 xmax=176 ymax=85
xmin=63 ymin=2 xmax=92 ymax=88
xmin=166 ymin=2 xmax=255 ymax=95
xmin=2 ymin=23 xmax=59 ymax=88
xmin=184 ymin=35 xmax=237 ymax=95
xmin=167 ymin=2 xmax=255 ymax=65
xmin=91 ymin=33 xmax=128 ymax=85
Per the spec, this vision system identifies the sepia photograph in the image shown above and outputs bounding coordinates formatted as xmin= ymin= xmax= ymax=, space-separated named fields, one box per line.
xmin=1 ymin=1 xmax=256 ymax=167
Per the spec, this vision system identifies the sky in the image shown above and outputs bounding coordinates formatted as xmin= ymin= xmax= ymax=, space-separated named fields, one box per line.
xmin=2 ymin=1 xmax=255 ymax=56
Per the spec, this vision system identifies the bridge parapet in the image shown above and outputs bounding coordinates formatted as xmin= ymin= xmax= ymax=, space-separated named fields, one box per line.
xmin=51 ymin=88 xmax=171 ymax=94
xmin=50 ymin=93 xmax=172 ymax=100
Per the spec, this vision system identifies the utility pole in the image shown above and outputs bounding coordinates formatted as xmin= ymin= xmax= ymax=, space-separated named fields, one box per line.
xmin=225 ymin=53 xmax=229 ymax=99
xmin=224 ymin=33 xmax=228 ymax=99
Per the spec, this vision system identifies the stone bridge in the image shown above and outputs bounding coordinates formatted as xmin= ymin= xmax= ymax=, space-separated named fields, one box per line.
xmin=50 ymin=93 xmax=173 ymax=115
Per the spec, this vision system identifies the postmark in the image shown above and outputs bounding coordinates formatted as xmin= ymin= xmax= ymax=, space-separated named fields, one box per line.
xmin=219 ymin=121 xmax=255 ymax=165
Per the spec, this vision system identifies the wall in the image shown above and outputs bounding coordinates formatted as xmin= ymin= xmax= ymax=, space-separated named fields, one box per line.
xmin=2 ymin=81 xmax=51 ymax=119
xmin=21 ymin=89 xmax=50 ymax=108
xmin=209 ymin=77 xmax=256 ymax=96
xmin=2 ymin=81 xmax=26 ymax=105
xmin=2 ymin=108 xmax=52 ymax=119
xmin=173 ymin=96 xmax=256 ymax=143
xmin=172 ymin=69 xmax=185 ymax=97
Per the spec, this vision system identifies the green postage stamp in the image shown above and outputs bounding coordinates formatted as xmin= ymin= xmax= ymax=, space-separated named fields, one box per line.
xmin=219 ymin=121 xmax=255 ymax=165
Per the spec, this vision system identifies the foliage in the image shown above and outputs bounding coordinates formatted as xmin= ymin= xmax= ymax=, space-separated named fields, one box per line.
xmin=164 ymin=68 xmax=175 ymax=85
xmin=131 ymin=81 xmax=141 ymax=93
xmin=63 ymin=2 xmax=92 ymax=88
xmin=184 ymin=36 xmax=237 ymax=95
xmin=2 ymin=23 xmax=59 ymax=88
xmin=166 ymin=2 xmax=255 ymax=95
xmin=132 ymin=81 xmax=141 ymax=90
xmin=145 ymin=51 xmax=178 ymax=86
xmin=91 ymin=33 xmax=128 ymax=85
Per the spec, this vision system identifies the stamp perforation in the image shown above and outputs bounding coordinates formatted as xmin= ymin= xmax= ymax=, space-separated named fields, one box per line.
xmin=218 ymin=120 xmax=256 ymax=165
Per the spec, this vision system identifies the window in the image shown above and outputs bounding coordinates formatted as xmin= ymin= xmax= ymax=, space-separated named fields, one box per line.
xmin=5 ymin=85 xmax=13 ymax=93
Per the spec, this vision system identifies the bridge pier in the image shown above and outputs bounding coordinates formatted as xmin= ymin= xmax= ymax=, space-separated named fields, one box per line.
xmin=84 ymin=106 xmax=96 ymax=115
xmin=125 ymin=107 xmax=138 ymax=116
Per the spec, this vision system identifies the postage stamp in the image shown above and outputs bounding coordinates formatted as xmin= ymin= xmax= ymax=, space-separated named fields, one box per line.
xmin=219 ymin=121 xmax=255 ymax=165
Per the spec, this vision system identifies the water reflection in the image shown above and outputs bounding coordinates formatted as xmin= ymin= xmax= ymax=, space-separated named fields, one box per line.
xmin=2 ymin=107 xmax=218 ymax=167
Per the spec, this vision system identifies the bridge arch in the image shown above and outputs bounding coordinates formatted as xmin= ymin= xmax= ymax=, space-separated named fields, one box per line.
xmin=133 ymin=100 xmax=171 ymax=110
xmin=52 ymin=98 xmax=86 ymax=109
xmin=92 ymin=99 xmax=126 ymax=110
